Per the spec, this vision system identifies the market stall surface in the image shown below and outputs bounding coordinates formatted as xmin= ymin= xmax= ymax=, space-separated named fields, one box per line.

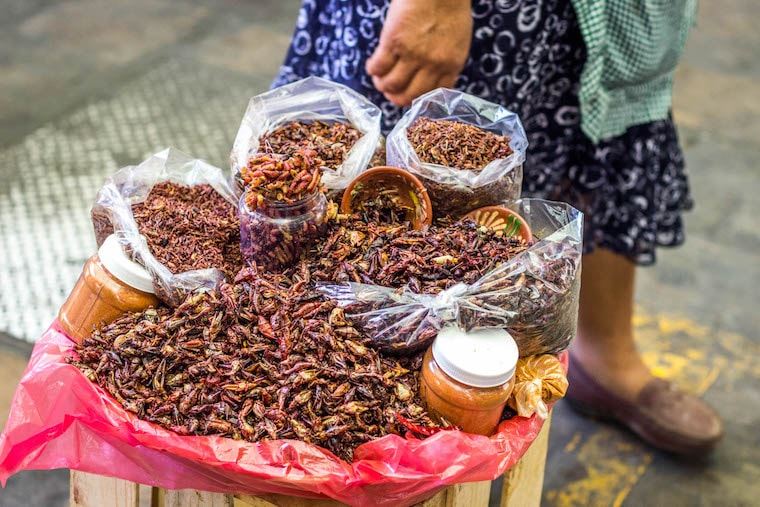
xmin=1 ymin=0 xmax=758 ymax=506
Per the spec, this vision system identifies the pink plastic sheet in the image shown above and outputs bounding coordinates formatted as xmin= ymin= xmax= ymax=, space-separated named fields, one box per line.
xmin=0 ymin=323 xmax=560 ymax=506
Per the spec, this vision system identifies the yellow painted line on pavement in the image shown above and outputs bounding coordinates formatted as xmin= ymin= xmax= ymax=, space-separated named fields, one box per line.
xmin=693 ymin=365 xmax=722 ymax=395
xmin=546 ymin=310 xmax=745 ymax=507
xmin=656 ymin=315 xmax=709 ymax=338
xmin=563 ymin=433 xmax=581 ymax=453
xmin=611 ymin=458 xmax=652 ymax=507
xmin=545 ymin=431 xmax=653 ymax=507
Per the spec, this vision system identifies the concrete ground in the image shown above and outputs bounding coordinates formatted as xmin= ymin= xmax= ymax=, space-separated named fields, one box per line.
xmin=0 ymin=1 xmax=758 ymax=506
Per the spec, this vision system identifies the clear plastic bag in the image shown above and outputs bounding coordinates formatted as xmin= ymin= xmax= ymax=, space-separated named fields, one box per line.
xmin=229 ymin=76 xmax=383 ymax=195
xmin=319 ymin=199 xmax=583 ymax=356
xmin=385 ymin=88 xmax=528 ymax=219
xmin=90 ymin=148 xmax=241 ymax=306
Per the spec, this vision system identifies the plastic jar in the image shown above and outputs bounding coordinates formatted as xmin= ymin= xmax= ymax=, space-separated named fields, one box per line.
xmin=239 ymin=190 xmax=328 ymax=271
xmin=419 ymin=326 xmax=519 ymax=435
xmin=58 ymin=234 xmax=159 ymax=343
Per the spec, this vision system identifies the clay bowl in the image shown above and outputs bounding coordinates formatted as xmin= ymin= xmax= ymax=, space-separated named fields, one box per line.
xmin=464 ymin=205 xmax=533 ymax=243
xmin=341 ymin=166 xmax=433 ymax=229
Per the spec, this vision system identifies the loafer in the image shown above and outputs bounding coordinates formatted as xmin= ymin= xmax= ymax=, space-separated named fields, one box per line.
xmin=564 ymin=352 xmax=724 ymax=455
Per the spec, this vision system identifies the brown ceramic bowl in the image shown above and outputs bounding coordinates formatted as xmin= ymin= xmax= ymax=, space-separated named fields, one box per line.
xmin=341 ymin=166 xmax=433 ymax=229
xmin=464 ymin=205 xmax=533 ymax=243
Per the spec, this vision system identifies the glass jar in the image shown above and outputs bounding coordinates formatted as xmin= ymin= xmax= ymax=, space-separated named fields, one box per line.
xmin=58 ymin=234 xmax=159 ymax=343
xmin=239 ymin=190 xmax=328 ymax=271
xmin=419 ymin=326 xmax=519 ymax=435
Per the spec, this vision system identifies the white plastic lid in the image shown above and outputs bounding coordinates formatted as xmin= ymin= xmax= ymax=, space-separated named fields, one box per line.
xmin=98 ymin=235 xmax=156 ymax=294
xmin=431 ymin=326 xmax=519 ymax=388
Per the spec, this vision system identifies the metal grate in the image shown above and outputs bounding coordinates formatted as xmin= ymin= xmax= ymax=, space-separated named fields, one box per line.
xmin=0 ymin=59 xmax=259 ymax=342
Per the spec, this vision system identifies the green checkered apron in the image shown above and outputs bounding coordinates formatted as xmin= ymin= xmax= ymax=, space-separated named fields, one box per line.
xmin=574 ymin=0 xmax=699 ymax=142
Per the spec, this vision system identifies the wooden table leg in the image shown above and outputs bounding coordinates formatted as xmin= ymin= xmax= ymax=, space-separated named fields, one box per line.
xmin=499 ymin=414 xmax=552 ymax=507
xmin=70 ymin=470 xmax=140 ymax=507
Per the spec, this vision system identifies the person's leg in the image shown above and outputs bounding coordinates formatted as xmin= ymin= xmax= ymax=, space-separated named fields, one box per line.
xmin=570 ymin=248 xmax=652 ymax=400
xmin=566 ymin=248 xmax=724 ymax=454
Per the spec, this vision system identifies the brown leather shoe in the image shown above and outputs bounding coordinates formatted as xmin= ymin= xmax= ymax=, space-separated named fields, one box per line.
xmin=565 ymin=352 xmax=724 ymax=455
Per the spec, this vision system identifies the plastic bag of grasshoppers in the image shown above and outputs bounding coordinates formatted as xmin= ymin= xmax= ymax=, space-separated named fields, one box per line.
xmin=319 ymin=199 xmax=583 ymax=357
xmin=90 ymin=147 xmax=242 ymax=306
xmin=230 ymin=76 xmax=383 ymax=200
xmin=385 ymin=87 xmax=527 ymax=220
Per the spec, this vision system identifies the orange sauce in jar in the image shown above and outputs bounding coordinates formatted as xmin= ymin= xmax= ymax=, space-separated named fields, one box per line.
xmin=419 ymin=327 xmax=519 ymax=436
xmin=58 ymin=235 xmax=159 ymax=343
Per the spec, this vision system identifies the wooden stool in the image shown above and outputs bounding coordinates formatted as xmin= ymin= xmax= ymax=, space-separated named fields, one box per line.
xmin=70 ymin=416 xmax=550 ymax=507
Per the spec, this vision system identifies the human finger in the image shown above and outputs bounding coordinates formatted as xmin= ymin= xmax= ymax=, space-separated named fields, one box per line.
xmin=371 ymin=59 xmax=420 ymax=95
xmin=435 ymin=70 xmax=460 ymax=90
xmin=388 ymin=68 xmax=444 ymax=106
xmin=366 ymin=44 xmax=399 ymax=78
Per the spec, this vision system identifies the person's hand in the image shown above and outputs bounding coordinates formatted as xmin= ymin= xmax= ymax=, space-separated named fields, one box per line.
xmin=366 ymin=0 xmax=472 ymax=107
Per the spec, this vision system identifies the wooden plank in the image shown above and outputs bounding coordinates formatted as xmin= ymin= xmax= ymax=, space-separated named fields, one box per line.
xmin=234 ymin=493 xmax=347 ymax=506
xmin=499 ymin=415 xmax=552 ymax=507
xmin=162 ymin=489 xmax=234 ymax=507
xmin=415 ymin=489 xmax=446 ymax=507
xmin=136 ymin=484 xmax=153 ymax=507
xmin=70 ymin=471 xmax=139 ymax=507
xmin=150 ymin=486 xmax=161 ymax=507
xmin=421 ymin=480 xmax=491 ymax=507
xmin=235 ymin=483 xmax=489 ymax=507
xmin=445 ymin=481 xmax=492 ymax=506
xmin=233 ymin=479 xmax=491 ymax=507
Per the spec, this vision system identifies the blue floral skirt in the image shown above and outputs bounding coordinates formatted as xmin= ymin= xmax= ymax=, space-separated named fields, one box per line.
xmin=273 ymin=0 xmax=693 ymax=265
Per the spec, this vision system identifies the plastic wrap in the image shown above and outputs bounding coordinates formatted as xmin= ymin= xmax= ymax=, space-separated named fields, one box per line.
xmin=0 ymin=323 xmax=563 ymax=507
xmin=508 ymin=354 xmax=569 ymax=419
xmin=385 ymin=88 xmax=528 ymax=218
xmin=230 ymin=76 xmax=383 ymax=194
xmin=90 ymin=148 xmax=240 ymax=306
xmin=319 ymin=199 xmax=583 ymax=356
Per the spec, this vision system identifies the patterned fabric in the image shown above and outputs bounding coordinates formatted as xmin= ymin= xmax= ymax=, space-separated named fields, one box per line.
xmin=273 ymin=0 xmax=693 ymax=265
xmin=573 ymin=0 xmax=699 ymax=142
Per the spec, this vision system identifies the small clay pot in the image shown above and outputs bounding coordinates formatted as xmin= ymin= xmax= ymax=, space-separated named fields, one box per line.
xmin=341 ymin=166 xmax=433 ymax=229
xmin=464 ymin=206 xmax=533 ymax=243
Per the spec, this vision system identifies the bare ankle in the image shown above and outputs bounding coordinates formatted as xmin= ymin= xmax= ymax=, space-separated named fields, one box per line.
xmin=569 ymin=341 xmax=652 ymax=400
